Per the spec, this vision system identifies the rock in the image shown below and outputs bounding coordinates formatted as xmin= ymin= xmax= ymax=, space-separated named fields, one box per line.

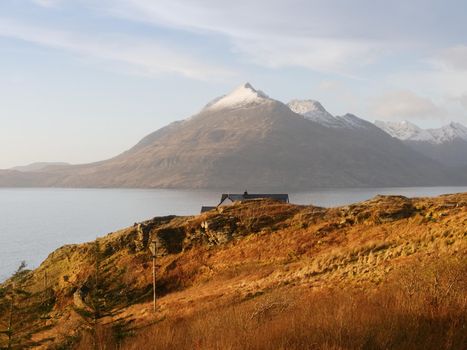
xmin=135 ymin=216 xmax=178 ymax=251
xmin=154 ymin=227 xmax=186 ymax=256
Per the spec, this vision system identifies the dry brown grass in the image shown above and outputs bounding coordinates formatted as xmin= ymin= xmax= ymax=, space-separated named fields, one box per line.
xmin=114 ymin=256 xmax=466 ymax=350
xmin=2 ymin=194 xmax=466 ymax=349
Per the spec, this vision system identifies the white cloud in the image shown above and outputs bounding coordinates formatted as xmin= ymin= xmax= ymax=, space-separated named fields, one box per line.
xmin=0 ymin=18 xmax=234 ymax=80
xmin=437 ymin=45 xmax=467 ymax=71
xmin=317 ymin=80 xmax=343 ymax=91
xmin=382 ymin=67 xmax=467 ymax=125
xmin=370 ymin=90 xmax=443 ymax=120
xmin=458 ymin=95 xmax=467 ymax=110
xmin=230 ymin=36 xmax=380 ymax=75
xmin=31 ymin=0 xmax=61 ymax=7
xmin=102 ymin=0 xmax=387 ymax=75
xmin=310 ymin=79 xmax=363 ymax=116
xmin=387 ymin=63 xmax=467 ymax=102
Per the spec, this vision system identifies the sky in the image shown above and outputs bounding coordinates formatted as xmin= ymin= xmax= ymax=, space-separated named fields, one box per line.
xmin=1 ymin=0 xmax=467 ymax=168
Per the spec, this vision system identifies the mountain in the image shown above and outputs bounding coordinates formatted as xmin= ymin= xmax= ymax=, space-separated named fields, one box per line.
xmin=204 ymin=82 xmax=270 ymax=110
xmin=375 ymin=120 xmax=467 ymax=167
xmin=0 ymin=83 xmax=464 ymax=189
xmin=374 ymin=120 xmax=467 ymax=144
xmin=11 ymin=162 xmax=70 ymax=172
xmin=287 ymin=100 xmax=374 ymax=130
xmin=287 ymin=99 xmax=341 ymax=127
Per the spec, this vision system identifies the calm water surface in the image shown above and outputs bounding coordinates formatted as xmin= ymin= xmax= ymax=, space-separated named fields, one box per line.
xmin=1 ymin=187 xmax=466 ymax=280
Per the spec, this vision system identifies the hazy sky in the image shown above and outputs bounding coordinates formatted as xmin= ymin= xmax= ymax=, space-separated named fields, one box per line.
xmin=1 ymin=0 xmax=467 ymax=168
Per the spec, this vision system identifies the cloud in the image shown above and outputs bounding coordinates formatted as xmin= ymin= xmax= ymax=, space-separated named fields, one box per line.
xmin=311 ymin=79 xmax=363 ymax=115
xmin=317 ymin=80 xmax=343 ymax=91
xmin=457 ymin=95 xmax=467 ymax=110
xmin=383 ymin=67 xmax=467 ymax=124
xmin=370 ymin=90 xmax=443 ymax=120
xmin=387 ymin=64 xmax=467 ymax=101
xmin=109 ymin=0 xmax=467 ymax=42
xmin=31 ymin=0 xmax=61 ymax=7
xmin=0 ymin=18 xmax=234 ymax=80
xmin=25 ymin=1 xmax=465 ymax=78
xmin=103 ymin=0 xmax=388 ymax=75
xmin=437 ymin=45 xmax=467 ymax=71
xmin=230 ymin=36 xmax=380 ymax=74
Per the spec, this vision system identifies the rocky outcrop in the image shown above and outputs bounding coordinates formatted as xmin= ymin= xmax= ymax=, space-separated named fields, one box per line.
xmin=2 ymin=193 xmax=466 ymax=350
xmin=200 ymin=214 xmax=238 ymax=244
xmin=337 ymin=195 xmax=417 ymax=225
xmin=135 ymin=216 xmax=178 ymax=252
xmin=154 ymin=227 xmax=186 ymax=255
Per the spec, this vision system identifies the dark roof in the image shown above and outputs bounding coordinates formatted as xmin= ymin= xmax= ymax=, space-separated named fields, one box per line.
xmin=220 ymin=193 xmax=289 ymax=205
xmin=200 ymin=206 xmax=216 ymax=213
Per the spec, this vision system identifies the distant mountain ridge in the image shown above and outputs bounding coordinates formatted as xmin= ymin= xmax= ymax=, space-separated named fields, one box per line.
xmin=1 ymin=83 xmax=466 ymax=189
xmin=11 ymin=162 xmax=70 ymax=172
xmin=287 ymin=100 xmax=373 ymax=130
xmin=374 ymin=120 xmax=467 ymax=167
xmin=374 ymin=120 xmax=467 ymax=144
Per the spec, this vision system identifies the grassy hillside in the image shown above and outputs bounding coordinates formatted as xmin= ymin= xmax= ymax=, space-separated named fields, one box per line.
xmin=1 ymin=194 xmax=466 ymax=349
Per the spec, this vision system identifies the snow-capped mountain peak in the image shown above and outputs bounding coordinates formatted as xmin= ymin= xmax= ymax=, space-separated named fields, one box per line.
xmin=429 ymin=122 xmax=467 ymax=143
xmin=287 ymin=99 xmax=328 ymax=115
xmin=204 ymin=82 xmax=270 ymax=111
xmin=287 ymin=99 xmax=343 ymax=127
xmin=374 ymin=120 xmax=435 ymax=142
xmin=374 ymin=120 xmax=467 ymax=144
xmin=288 ymin=100 xmax=372 ymax=130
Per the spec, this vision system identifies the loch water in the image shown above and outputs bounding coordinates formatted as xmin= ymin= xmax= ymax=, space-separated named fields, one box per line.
xmin=1 ymin=186 xmax=466 ymax=281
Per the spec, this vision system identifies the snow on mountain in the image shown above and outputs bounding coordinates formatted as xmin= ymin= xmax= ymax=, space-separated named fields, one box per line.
xmin=1 ymin=82 xmax=464 ymax=188
xmin=375 ymin=120 xmax=467 ymax=144
xmin=287 ymin=99 xmax=342 ymax=127
xmin=374 ymin=120 xmax=435 ymax=142
xmin=204 ymin=83 xmax=271 ymax=111
xmin=335 ymin=114 xmax=375 ymax=130
xmin=429 ymin=122 xmax=467 ymax=143
xmin=287 ymin=99 xmax=328 ymax=116
xmin=288 ymin=100 xmax=372 ymax=130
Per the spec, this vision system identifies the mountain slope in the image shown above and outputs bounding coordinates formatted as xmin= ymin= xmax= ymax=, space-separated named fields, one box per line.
xmin=10 ymin=162 xmax=70 ymax=173
xmin=287 ymin=100 xmax=374 ymax=130
xmin=0 ymin=83 xmax=464 ymax=189
xmin=375 ymin=120 xmax=467 ymax=167
xmin=1 ymin=194 xmax=465 ymax=349
xmin=287 ymin=99 xmax=342 ymax=127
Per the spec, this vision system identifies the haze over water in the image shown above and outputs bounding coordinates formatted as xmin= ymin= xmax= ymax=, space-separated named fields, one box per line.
xmin=1 ymin=187 xmax=466 ymax=281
